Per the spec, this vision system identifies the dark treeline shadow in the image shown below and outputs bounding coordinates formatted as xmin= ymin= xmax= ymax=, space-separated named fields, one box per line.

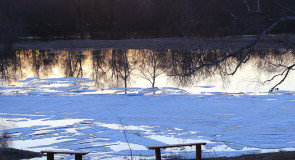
xmin=0 ymin=0 xmax=295 ymax=41
xmin=1 ymin=48 xmax=295 ymax=92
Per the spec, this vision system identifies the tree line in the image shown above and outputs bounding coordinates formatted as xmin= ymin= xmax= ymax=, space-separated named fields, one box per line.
xmin=1 ymin=48 xmax=294 ymax=92
xmin=0 ymin=0 xmax=295 ymax=42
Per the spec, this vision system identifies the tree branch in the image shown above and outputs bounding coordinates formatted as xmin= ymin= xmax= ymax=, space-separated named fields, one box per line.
xmin=171 ymin=16 xmax=295 ymax=77
xmin=267 ymin=64 xmax=295 ymax=92
xmin=243 ymin=0 xmax=252 ymax=12
xmin=271 ymin=0 xmax=295 ymax=15
xmin=227 ymin=52 xmax=251 ymax=75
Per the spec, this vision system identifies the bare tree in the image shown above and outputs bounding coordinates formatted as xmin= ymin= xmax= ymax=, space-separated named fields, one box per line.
xmin=139 ymin=50 xmax=166 ymax=88
xmin=242 ymin=0 xmax=261 ymax=14
xmin=172 ymin=15 xmax=295 ymax=92
xmin=109 ymin=49 xmax=137 ymax=94
xmin=91 ymin=50 xmax=109 ymax=88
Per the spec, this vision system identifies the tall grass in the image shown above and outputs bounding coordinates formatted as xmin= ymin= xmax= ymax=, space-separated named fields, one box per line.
xmin=0 ymin=132 xmax=10 ymax=148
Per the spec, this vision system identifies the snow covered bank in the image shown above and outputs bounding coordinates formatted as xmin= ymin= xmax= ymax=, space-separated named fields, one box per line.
xmin=0 ymin=78 xmax=295 ymax=159
xmin=0 ymin=77 xmax=188 ymax=96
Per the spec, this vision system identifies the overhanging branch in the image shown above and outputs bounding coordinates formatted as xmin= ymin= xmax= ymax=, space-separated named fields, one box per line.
xmin=171 ymin=16 xmax=295 ymax=77
xmin=267 ymin=64 xmax=295 ymax=92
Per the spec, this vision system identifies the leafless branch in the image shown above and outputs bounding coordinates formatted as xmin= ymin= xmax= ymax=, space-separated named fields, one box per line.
xmin=108 ymin=112 xmax=133 ymax=160
xmin=227 ymin=52 xmax=251 ymax=75
xmin=269 ymin=62 xmax=295 ymax=70
xmin=243 ymin=0 xmax=252 ymax=12
xmin=139 ymin=72 xmax=153 ymax=84
xmin=222 ymin=9 xmax=238 ymax=20
xmin=267 ymin=64 xmax=295 ymax=92
xmin=117 ymin=118 xmax=133 ymax=160
xmin=155 ymin=70 xmax=165 ymax=77
xmin=271 ymin=0 xmax=295 ymax=15
xmin=171 ymin=16 xmax=295 ymax=77
xmin=263 ymin=67 xmax=288 ymax=84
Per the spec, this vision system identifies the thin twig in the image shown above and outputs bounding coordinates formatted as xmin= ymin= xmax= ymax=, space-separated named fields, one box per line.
xmin=267 ymin=64 xmax=295 ymax=92
xmin=117 ymin=118 xmax=133 ymax=160
xmin=110 ymin=112 xmax=134 ymax=160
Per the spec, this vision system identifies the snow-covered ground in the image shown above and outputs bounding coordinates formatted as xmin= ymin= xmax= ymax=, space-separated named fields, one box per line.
xmin=1 ymin=77 xmax=295 ymax=160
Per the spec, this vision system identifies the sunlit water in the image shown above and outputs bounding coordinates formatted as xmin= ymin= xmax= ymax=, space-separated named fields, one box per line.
xmin=1 ymin=48 xmax=295 ymax=95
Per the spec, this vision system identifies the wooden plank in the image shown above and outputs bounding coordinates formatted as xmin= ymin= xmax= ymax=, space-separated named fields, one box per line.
xmin=148 ymin=143 xmax=207 ymax=149
xmin=41 ymin=150 xmax=88 ymax=155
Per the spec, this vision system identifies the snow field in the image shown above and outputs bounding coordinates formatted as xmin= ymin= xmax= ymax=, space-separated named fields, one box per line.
xmin=0 ymin=78 xmax=295 ymax=159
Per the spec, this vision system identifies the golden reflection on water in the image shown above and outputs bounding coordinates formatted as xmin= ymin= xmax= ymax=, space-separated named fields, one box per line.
xmin=5 ymin=49 xmax=166 ymax=89
xmin=1 ymin=48 xmax=295 ymax=93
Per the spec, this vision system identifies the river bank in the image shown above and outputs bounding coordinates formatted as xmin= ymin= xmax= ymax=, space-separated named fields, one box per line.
xmin=9 ymin=34 xmax=295 ymax=50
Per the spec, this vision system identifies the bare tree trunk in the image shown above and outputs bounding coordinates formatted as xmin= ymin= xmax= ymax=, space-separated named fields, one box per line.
xmin=124 ymin=77 xmax=127 ymax=94
xmin=123 ymin=52 xmax=128 ymax=94
xmin=152 ymin=54 xmax=156 ymax=88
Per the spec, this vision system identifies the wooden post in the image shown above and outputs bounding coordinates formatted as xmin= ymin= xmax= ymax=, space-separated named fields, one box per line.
xmin=196 ymin=144 xmax=202 ymax=160
xmin=47 ymin=153 xmax=54 ymax=160
xmin=75 ymin=154 xmax=82 ymax=160
xmin=155 ymin=148 xmax=161 ymax=160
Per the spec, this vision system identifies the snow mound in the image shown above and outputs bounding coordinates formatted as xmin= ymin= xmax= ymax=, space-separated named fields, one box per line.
xmin=102 ymin=87 xmax=187 ymax=95
xmin=4 ymin=77 xmax=295 ymax=96
xmin=0 ymin=77 xmax=188 ymax=96
xmin=0 ymin=77 xmax=96 ymax=96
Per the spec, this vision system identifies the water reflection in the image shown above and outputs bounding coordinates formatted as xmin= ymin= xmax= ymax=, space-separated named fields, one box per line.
xmin=1 ymin=48 xmax=295 ymax=93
